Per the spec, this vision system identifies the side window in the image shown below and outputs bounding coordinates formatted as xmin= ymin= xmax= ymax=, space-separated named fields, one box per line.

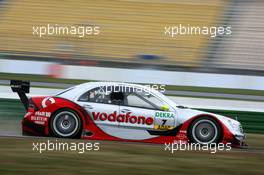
xmin=79 ymin=87 xmax=111 ymax=104
xmin=125 ymin=90 xmax=167 ymax=110
xmin=110 ymin=91 xmax=124 ymax=105
xmin=143 ymin=93 xmax=167 ymax=110
xmin=78 ymin=86 xmax=125 ymax=105
xmin=126 ymin=93 xmax=154 ymax=109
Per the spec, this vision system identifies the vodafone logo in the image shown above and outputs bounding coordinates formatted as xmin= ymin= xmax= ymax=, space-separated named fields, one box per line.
xmin=92 ymin=111 xmax=154 ymax=125
xmin=42 ymin=97 xmax=55 ymax=108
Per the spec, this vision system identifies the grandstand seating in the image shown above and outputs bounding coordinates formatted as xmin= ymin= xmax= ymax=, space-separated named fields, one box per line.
xmin=210 ymin=1 xmax=264 ymax=71
xmin=0 ymin=0 xmax=225 ymax=66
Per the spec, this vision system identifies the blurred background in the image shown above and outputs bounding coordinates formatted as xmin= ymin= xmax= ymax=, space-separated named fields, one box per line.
xmin=0 ymin=0 xmax=263 ymax=132
xmin=0 ymin=0 xmax=263 ymax=174
xmin=0 ymin=0 xmax=263 ymax=71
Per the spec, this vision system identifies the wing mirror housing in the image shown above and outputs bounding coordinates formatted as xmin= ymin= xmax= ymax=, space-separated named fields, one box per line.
xmin=161 ymin=105 xmax=169 ymax=111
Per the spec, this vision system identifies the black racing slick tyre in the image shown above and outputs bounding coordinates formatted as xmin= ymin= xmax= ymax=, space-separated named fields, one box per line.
xmin=50 ymin=109 xmax=82 ymax=138
xmin=188 ymin=117 xmax=222 ymax=145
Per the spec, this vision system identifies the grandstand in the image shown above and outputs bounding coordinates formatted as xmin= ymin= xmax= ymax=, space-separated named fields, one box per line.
xmin=0 ymin=0 xmax=225 ymax=67
xmin=209 ymin=0 xmax=264 ymax=71
xmin=0 ymin=0 xmax=263 ymax=72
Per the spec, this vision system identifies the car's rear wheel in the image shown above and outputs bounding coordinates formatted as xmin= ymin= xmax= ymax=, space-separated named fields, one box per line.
xmin=188 ymin=117 xmax=222 ymax=144
xmin=50 ymin=109 xmax=81 ymax=138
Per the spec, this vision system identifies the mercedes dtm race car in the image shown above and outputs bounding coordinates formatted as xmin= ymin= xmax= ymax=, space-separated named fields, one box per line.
xmin=10 ymin=80 xmax=246 ymax=147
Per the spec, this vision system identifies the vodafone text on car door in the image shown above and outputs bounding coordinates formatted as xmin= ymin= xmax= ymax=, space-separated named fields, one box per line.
xmin=77 ymin=86 xmax=120 ymax=128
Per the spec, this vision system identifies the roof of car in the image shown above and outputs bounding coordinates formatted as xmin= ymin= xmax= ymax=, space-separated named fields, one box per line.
xmin=77 ymin=81 xmax=148 ymax=89
xmin=57 ymin=81 xmax=157 ymax=100
xmin=57 ymin=81 xmax=178 ymax=107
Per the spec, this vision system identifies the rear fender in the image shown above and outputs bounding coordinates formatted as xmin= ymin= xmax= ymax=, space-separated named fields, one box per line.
xmin=30 ymin=97 xmax=90 ymax=135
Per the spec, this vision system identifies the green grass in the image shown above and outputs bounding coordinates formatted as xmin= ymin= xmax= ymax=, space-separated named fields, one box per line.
xmin=0 ymin=99 xmax=24 ymax=135
xmin=168 ymin=93 xmax=264 ymax=102
xmin=0 ymin=134 xmax=263 ymax=175
xmin=200 ymin=109 xmax=264 ymax=134
xmin=165 ymin=85 xmax=264 ymax=96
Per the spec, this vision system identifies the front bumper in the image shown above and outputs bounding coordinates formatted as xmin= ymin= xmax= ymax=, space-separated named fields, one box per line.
xmin=233 ymin=134 xmax=247 ymax=148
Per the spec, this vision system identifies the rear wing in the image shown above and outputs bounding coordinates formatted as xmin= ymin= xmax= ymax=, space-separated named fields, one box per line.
xmin=10 ymin=80 xmax=30 ymax=110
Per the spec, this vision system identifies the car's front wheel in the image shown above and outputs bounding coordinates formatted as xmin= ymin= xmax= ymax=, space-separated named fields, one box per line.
xmin=188 ymin=117 xmax=222 ymax=144
xmin=50 ymin=109 xmax=82 ymax=138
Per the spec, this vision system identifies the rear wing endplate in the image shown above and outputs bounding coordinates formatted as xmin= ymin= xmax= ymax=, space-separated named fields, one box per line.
xmin=10 ymin=80 xmax=30 ymax=110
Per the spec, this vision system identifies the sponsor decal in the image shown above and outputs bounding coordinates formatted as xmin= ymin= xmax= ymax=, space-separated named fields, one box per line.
xmin=175 ymin=133 xmax=187 ymax=140
xmin=155 ymin=111 xmax=175 ymax=118
xmin=92 ymin=111 xmax=153 ymax=125
xmin=31 ymin=115 xmax=48 ymax=125
xmin=42 ymin=97 xmax=55 ymax=108
xmin=154 ymin=125 xmax=174 ymax=130
xmin=31 ymin=116 xmax=48 ymax=122
xmin=179 ymin=130 xmax=187 ymax=134
xmin=35 ymin=111 xmax=51 ymax=117
xmin=154 ymin=111 xmax=175 ymax=130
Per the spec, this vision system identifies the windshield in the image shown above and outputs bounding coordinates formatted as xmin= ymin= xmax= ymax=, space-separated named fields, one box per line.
xmin=146 ymin=87 xmax=179 ymax=108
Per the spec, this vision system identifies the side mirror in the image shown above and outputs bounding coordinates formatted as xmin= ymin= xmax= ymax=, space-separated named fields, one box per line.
xmin=161 ymin=105 xmax=169 ymax=111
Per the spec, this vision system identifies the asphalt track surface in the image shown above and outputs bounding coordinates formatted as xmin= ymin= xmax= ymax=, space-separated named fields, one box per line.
xmin=0 ymin=136 xmax=263 ymax=156
xmin=0 ymin=128 xmax=263 ymax=155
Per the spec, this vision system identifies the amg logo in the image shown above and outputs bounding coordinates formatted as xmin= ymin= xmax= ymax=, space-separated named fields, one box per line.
xmin=92 ymin=111 xmax=153 ymax=125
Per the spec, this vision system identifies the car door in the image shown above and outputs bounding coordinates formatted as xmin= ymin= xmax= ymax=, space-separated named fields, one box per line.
xmin=77 ymin=86 xmax=120 ymax=127
xmin=119 ymin=89 xmax=176 ymax=131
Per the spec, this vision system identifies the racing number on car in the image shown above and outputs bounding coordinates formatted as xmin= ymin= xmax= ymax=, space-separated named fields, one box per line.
xmin=154 ymin=111 xmax=175 ymax=130
xmin=161 ymin=119 xmax=167 ymax=126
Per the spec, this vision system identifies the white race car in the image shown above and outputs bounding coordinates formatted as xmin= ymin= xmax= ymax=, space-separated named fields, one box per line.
xmin=11 ymin=80 xmax=246 ymax=146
